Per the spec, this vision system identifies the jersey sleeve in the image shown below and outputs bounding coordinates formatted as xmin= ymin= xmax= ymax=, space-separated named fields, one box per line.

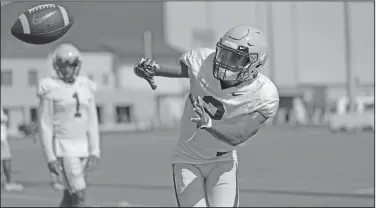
xmin=36 ymin=77 xmax=57 ymax=162
xmin=37 ymin=97 xmax=56 ymax=162
xmin=256 ymin=83 xmax=280 ymax=119
xmin=85 ymin=78 xmax=100 ymax=157
xmin=36 ymin=77 xmax=57 ymax=100
xmin=179 ymin=48 xmax=215 ymax=78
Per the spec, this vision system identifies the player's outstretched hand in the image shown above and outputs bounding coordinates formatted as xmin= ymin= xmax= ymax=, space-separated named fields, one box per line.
xmin=48 ymin=160 xmax=62 ymax=175
xmin=134 ymin=57 xmax=159 ymax=90
xmin=84 ymin=155 xmax=99 ymax=173
xmin=189 ymin=93 xmax=212 ymax=129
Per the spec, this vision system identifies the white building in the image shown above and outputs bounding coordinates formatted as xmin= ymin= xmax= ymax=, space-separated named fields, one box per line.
xmin=1 ymin=51 xmax=188 ymax=135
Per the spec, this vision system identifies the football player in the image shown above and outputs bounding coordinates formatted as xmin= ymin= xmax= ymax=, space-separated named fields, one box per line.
xmin=134 ymin=25 xmax=279 ymax=207
xmin=1 ymin=107 xmax=24 ymax=192
xmin=37 ymin=43 xmax=100 ymax=207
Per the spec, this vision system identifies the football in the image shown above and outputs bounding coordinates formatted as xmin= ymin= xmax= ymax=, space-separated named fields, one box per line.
xmin=11 ymin=3 xmax=74 ymax=45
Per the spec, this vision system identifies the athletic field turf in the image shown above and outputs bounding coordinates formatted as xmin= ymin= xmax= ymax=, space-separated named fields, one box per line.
xmin=1 ymin=126 xmax=374 ymax=207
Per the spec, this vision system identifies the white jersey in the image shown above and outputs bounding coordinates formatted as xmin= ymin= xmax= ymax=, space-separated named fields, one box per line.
xmin=173 ymin=48 xmax=279 ymax=164
xmin=1 ymin=107 xmax=8 ymax=141
xmin=37 ymin=76 xmax=100 ymax=161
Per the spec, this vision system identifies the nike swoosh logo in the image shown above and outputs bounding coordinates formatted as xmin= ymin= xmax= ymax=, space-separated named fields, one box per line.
xmin=232 ymin=92 xmax=243 ymax=96
xmin=32 ymin=11 xmax=57 ymax=25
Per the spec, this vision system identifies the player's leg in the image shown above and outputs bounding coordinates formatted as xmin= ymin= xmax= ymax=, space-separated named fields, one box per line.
xmin=71 ymin=157 xmax=89 ymax=207
xmin=172 ymin=163 xmax=208 ymax=207
xmin=1 ymin=140 xmax=23 ymax=191
xmin=56 ymin=157 xmax=72 ymax=207
xmin=205 ymin=160 xmax=239 ymax=207
xmin=59 ymin=189 xmax=72 ymax=207
xmin=60 ymin=157 xmax=88 ymax=207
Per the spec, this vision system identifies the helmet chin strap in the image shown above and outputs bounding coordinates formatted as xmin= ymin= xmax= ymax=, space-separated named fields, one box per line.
xmin=55 ymin=68 xmax=79 ymax=83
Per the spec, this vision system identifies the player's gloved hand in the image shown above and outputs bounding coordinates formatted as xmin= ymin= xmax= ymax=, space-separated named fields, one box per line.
xmin=48 ymin=160 xmax=62 ymax=175
xmin=134 ymin=57 xmax=160 ymax=90
xmin=84 ymin=155 xmax=99 ymax=172
xmin=189 ymin=93 xmax=212 ymax=129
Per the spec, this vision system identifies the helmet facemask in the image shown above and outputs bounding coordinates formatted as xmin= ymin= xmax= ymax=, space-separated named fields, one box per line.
xmin=53 ymin=57 xmax=81 ymax=83
xmin=213 ymin=39 xmax=267 ymax=83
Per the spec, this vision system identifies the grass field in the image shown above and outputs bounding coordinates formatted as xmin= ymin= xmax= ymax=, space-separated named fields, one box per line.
xmin=1 ymin=126 xmax=374 ymax=207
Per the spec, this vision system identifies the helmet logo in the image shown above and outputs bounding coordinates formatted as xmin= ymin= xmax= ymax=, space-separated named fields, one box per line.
xmin=237 ymin=45 xmax=248 ymax=53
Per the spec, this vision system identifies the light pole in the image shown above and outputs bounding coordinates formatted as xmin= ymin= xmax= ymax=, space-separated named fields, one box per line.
xmin=291 ymin=2 xmax=300 ymax=86
xmin=266 ymin=2 xmax=276 ymax=83
xmin=343 ymin=1 xmax=354 ymax=106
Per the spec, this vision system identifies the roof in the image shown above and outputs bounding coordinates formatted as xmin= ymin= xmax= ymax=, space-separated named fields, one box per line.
xmin=1 ymin=1 xmax=182 ymax=58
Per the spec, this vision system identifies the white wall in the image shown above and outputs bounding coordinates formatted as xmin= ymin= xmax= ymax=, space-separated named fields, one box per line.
xmin=117 ymin=64 xmax=190 ymax=94
xmin=164 ymin=1 xmax=374 ymax=86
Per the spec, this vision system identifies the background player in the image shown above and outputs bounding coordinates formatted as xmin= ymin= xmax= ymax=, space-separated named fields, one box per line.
xmin=1 ymin=106 xmax=24 ymax=192
xmin=134 ymin=25 xmax=279 ymax=207
xmin=37 ymin=43 xmax=100 ymax=207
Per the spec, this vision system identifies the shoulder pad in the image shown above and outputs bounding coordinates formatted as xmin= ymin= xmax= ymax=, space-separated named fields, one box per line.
xmin=260 ymin=80 xmax=279 ymax=102
xmin=76 ymin=76 xmax=97 ymax=93
xmin=179 ymin=48 xmax=215 ymax=70
xmin=257 ymin=78 xmax=279 ymax=118
xmin=36 ymin=77 xmax=59 ymax=99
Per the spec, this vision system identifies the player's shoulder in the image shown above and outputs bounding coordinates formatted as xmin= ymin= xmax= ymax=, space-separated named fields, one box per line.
xmin=76 ymin=76 xmax=97 ymax=93
xmin=36 ymin=76 xmax=61 ymax=98
xmin=245 ymin=74 xmax=279 ymax=119
xmin=253 ymin=74 xmax=279 ymax=101
xmin=191 ymin=47 xmax=215 ymax=59
xmin=180 ymin=47 xmax=215 ymax=68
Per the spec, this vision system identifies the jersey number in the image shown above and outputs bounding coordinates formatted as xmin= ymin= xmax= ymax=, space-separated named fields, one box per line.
xmin=202 ymin=96 xmax=225 ymax=120
xmin=73 ymin=92 xmax=82 ymax=118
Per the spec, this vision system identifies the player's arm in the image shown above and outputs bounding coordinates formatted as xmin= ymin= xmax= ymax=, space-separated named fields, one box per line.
xmin=154 ymin=61 xmax=189 ymax=78
xmin=190 ymin=94 xmax=279 ymax=146
xmin=134 ymin=49 xmax=207 ymax=89
xmin=87 ymin=95 xmax=100 ymax=158
xmin=37 ymin=97 xmax=56 ymax=162
xmin=205 ymin=111 xmax=268 ymax=146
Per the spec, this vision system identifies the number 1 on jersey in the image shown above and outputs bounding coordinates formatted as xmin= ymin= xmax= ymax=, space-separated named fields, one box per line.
xmin=73 ymin=92 xmax=82 ymax=117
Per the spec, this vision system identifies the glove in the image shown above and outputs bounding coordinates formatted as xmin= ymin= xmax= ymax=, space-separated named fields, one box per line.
xmin=48 ymin=160 xmax=62 ymax=175
xmin=84 ymin=155 xmax=100 ymax=173
xmin=189 ymin=93 xmax=212 ymax=129
xmin=134 ymin=57 xmax=159 ymax=90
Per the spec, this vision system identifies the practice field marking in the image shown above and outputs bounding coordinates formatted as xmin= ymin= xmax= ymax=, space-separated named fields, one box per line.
xmin=354 ymin=188 xmax=374 ymax=195
xmin=1 ymin=193 xmax=153 ymax=207
xmin=1 ymin=193 xmax=56 ymax=203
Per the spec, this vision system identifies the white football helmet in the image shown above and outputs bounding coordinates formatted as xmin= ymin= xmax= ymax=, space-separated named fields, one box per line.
xmin=213 ymin=25 xmax=268 ymax=82
xmin=52 ymin=43 xmax=82 ymax=83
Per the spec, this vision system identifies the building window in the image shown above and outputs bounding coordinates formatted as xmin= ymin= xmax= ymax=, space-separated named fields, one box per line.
xmin=115 ymin=105 xmax=133 ymax=123
xmin=88 ymin=74 xmax=95 ymax=81
xmin=102 ymin=74 xmax=109 ymax=86
xmin=28 ymin=69 xmax=38 ymax=86
xmin=30 ymin=108 xmax=38 ymax=122
xmin=96 ymin=106 xmax=103 ymax=124
xmin=364 ymin=103 xmax=374 ymax=111
xmin=1 ymin=70 xmax=13 ymax=86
